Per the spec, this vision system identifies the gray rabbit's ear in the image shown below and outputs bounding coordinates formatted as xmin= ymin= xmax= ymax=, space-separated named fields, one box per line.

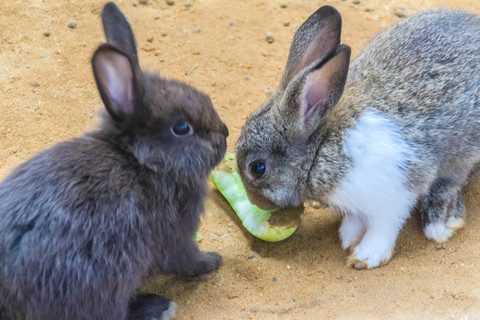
xmin=101 ymin=2 xmax=139 ymax=66
xmin=280 ymin=6 xmax=342 ymax=89
xmin=91 ymin=44 xmax=143 ymax=123
xmin=297 ymin=45 xmax=351 ymax=126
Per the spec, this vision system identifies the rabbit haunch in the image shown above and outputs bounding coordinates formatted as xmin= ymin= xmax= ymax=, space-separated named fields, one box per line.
xmin=236 ymin=7 xmax=480 ymax=269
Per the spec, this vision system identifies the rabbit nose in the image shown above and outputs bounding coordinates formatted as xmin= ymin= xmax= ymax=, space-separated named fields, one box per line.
xmin=222 ymin=124 xmax=229 ymax=137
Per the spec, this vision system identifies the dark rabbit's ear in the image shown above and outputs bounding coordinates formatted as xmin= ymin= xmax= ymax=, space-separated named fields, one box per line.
xmin=101 ymin=2 xmax=139 ymax=66
xmin=280 ymin=6 xmax=342 ymax=89
xmin=91 ymin=44 xmax=143 ymax=123
xmin=287 ymin=45 xmax=351 ymax=133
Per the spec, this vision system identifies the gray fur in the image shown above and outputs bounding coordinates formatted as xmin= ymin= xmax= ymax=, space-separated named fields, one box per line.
xmin=0 ymin=2 xmax=227 ymax=319
xmin=237 ymin=7 xmax=480 ymax=248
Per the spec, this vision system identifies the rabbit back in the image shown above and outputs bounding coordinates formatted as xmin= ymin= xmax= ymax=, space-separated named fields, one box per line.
xmin=346 ymin=9 xmax=480 ymax=194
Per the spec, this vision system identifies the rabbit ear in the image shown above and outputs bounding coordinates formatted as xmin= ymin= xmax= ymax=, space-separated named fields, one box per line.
xmin=101 ymin=2 xmax=139 ymax=66
xmin=280 ymin=6 xmax=342 ymax=89
xmin=296 ymin=45 xmax=351 ymax=127
xmin=91 ymin=44 xmax=142 ymax=123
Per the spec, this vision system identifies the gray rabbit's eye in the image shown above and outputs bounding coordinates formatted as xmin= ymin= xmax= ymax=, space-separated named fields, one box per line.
xmin=249 ymin=160 xmax=266 ymax=179
xmin=171 ymin=122 xmax=193 ymax=136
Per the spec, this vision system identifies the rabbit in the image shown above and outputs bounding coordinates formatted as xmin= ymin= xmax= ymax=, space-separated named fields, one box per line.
xmin=0 ymin=2 xmax=228 ymax=319
xmin=236 ymin=5 xmax=480 ymax=269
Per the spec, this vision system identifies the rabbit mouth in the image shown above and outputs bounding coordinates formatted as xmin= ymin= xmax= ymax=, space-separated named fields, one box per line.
xmin=244 ymin=187 xmax=278 ymax=210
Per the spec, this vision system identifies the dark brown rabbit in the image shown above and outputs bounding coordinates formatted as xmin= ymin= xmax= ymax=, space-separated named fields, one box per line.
xmin=0 ymin=2 xmax=227 ymax=319
xmin=237 ymin=6 xmax=480 ymax=269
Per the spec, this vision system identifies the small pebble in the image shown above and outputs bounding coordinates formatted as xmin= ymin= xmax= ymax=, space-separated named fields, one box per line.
xmin=352 ymin=0 xmax=360 ymax=4
xmin=250 ymin=307 xmax=259 ymax=314
xmin=185 ymin=1 xmax=192 ymax=7
xmin=245 ymin=76 xmax=250 ymax=81
xmin=227 ymin=22 xmax=233 ymax=27
xmin=280 ymin=3 xmax=287 ymax=8
xmin=32 ymin=82 xmax=40 ymax=87
xmin=287 ymin=264 xmax=291 ymax=270
xmin=230 ymin=35 xmax=236 ymax=40
xmin=43 ymin=31 xmax=51 ymax=37
xmin=283 ymin=20 xmax=290 ymax=27
xmin=146 ymin=36 xmax=154 ymax=42
xmin=216 ymin=231 xmax=222 ymax=236
xmin=395 ymin=7 xmax=407 ymax=18
xmin=266 ymin=31 xmax=274 ymax=43
xmin=364 ymin=7 xmax=372 ymax=12
xmin=166 ymin=0 xmax=174 ymax=5
xmin=39 ymin=55 xmax=47 ymax=59
xmin=68 ymin=21 xmax=76 ymax=29
xmin=310 ymin=201 xmax=323 ymax=208
xmin=211 ymin=275 xmax=222 ymax=285
xmin=272 ymin=277 xmax=277 ymax=282
xmin=247 ymin=254 xmax=256 ymax=260
xmin=194 ymin=28 xmax=201 ymax=34
xmin=160 ymin=58 xmax=165 ymax=62
xmin=138 ymin=0 xmax=148 ymax=4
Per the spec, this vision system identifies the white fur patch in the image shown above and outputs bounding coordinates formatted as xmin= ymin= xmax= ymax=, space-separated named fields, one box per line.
xmin=328 ymin=109 xmax=417 ymax=268
xmin=160 ymin=301 xmax=177 ymax=320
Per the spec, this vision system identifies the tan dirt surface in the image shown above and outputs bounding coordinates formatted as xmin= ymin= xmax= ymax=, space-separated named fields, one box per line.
xmin=2 ymin=0 xmax=480 ymax=319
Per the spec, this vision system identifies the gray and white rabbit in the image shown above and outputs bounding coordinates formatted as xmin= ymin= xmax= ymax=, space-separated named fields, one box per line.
xmin=236 ymin=6 xmax=480 ymax=269
xmin=0 ymin=2 xmax=228 ymax=319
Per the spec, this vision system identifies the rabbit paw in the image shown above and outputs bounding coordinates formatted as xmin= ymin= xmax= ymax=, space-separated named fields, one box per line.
xmin=128 ymin=294 xmax=177 ymax=320
xmin=424 ymin=216 xmax=465 ymax=243
xmin=187 ymin=251 xmax=222 ymax=278
xmin=347 ymin=243 xmax=394 ymax=270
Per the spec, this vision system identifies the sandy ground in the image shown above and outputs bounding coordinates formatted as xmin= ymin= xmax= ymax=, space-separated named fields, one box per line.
xmin=2 ymin=0 xmax=480 ymax=319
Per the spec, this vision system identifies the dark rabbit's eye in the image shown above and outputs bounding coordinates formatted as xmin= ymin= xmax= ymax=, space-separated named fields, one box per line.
xmin=171 ymin=122 xmax=193 ymax=136
xmin=249 ymin=160 xmax=266 ymax=179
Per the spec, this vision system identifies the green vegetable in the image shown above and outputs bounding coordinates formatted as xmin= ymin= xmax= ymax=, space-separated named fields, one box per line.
xmin=210 ymin=153 xmax=301 ymax=242
xmin=195 ymin=232 xmax=202 ymax=242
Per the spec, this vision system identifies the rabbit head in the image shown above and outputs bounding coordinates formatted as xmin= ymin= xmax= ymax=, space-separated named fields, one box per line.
xmin=236 ymin=6 xmax=350 ymax=209
xmin=92 ymin=3 xmax=228 ymax=180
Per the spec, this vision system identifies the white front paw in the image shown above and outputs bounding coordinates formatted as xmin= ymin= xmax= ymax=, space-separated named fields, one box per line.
xmin=348 ymin=235 xmax=395 ymax=269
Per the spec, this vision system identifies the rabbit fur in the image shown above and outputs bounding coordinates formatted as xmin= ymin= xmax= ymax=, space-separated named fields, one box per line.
xmin=236 ymin=6 xmax=480 ymax=269
xmin=0 ymin=2 xmax=227 ymax=319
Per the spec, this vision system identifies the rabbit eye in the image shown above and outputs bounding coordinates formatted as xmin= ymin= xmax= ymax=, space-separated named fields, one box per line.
xmin=171 ymin=122 xmax=193 ymax=136
xmin=249 ymin=160 xmax=266 ymax=179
